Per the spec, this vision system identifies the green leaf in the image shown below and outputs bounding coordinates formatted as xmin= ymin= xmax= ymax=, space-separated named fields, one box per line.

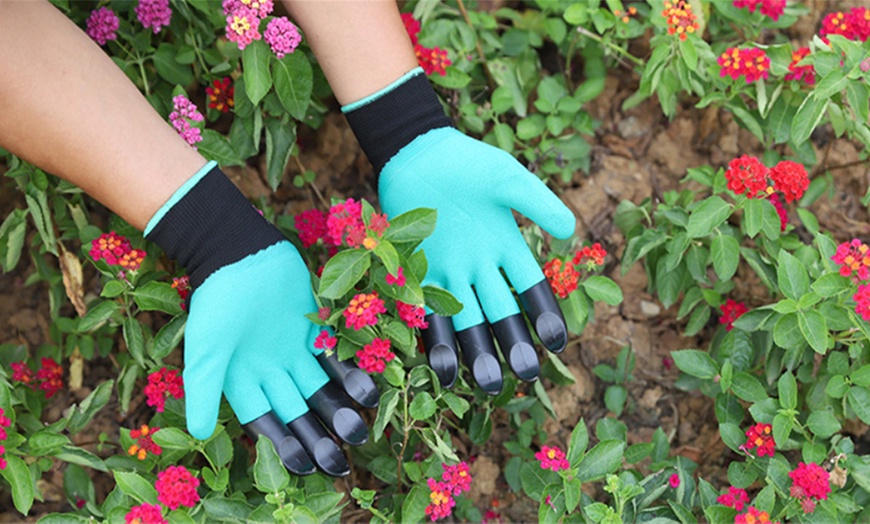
xmin=731 ymin=372 xmax=768 ymax=403
xmin=777 ymin=250 xmax=809 ymax=301
xmin=204 ymin=430 xmax=233 ymax=468
xmin=743 ymin=198 xmax=764 ymax=238
xmin=401 ymin=484 xmax=429 ymax=524
xmin=123 ymin=317 xmax=145 ymax=369
xmin=772 ymin=412 xmax=793 ymax=450
xmin=811 ymin=273 xmax=851 ymax=298
xmin=151 ymin=316 xmax=186 ymax=360
xmin=848 ymin=386 xmax=870 ymax=425
xmin=806 ymin=410 xmax=841 ymax=439
xmin=373 ymin=388 xmax=400 ymax=442
xmin=28 ymin=430 xmax=69 ymax=456
xmin=423 ymin=285 xmax=463 ymax=316
xmin=242 ymin=40 xmax=273 ymax=105
xmin=272 ymin=52 xmax=313 ymax=120
xmin=791 ymin=95 xmax=828 ymax=145
xmin=567 ymin=418 xmax=588 ymax=467
xmin=410 ymin=391 xmax=437 ymax=420
xmin=429 ymin=67 xmax=472 ymax=89
xmin=114 ymin=470 xmax=158 ymax=505
xmin=263 ymin=117 xmax=296 ymax=192
xmin=581 ymin=276 xmax=623 ymax=305
xmin=318 ymin=249 xmax=371 ymax=299
xmin=441 ymin=392 xmax=469 ymax=418
xmin=773 ymin=312 xmax=804 ymax=349
xmin=66 ymin=380 xmax=114 ymax=435
xmin=672 ymin=349 xmax=718 ymax=380
xmin=519 ymin=461 xmax=552 ymax=500
xmin=198 ymin=129 xmax=242 ymax=166
xmin=100 ymin=280 xmax=127 ymax=298
xmin=719 ymin=422 xmax=745 ymax=452
xmin=797 ymin=309 xmax=827 ymax=354
xmin=1 ymin=455 xmax=34 ymax=515
xmin=152 ymin=44 xmax=194 ymax=86
xmin=254 ymin=436 xmax=290 ymax=493
xmin=575 ymin=440 xmax=624 ymax=482
xmin=383 ymin=208 xmax=437 ymax=243
xmin=778 ymin=371 xmax=797 ymax=410
xmin=55 ymin=445 xmax=107 ymax=471
xmin=78 ymin=300 xmax=119 ymax=332
xmin=373 ymin=240 xmax=400 ymax=278
xmin=686 ymin=196 xmax=732 ymax=238
xmin=133 ymin=281 xmax=184 ymax=315
xmin=712 ymin=235 xmax=740 ymax=281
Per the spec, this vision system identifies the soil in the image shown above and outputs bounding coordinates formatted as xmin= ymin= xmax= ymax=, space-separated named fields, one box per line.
xmin=2 ymin=5 xmax=869 ymax=521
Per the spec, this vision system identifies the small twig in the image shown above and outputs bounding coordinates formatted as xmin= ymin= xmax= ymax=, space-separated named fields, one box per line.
xmin=575 ymin=26 xmax=644 ymax=67
xmin=456 ymin=0 xmax=496 ymax=92
xmin=293 ymin=156 xmax=329 ymax=209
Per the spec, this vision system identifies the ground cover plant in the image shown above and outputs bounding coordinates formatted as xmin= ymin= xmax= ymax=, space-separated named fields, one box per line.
xmin=0 ymin=0 xmax=869 ymax=522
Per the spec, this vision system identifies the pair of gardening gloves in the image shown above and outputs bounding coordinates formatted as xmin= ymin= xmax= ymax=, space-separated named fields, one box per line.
xmin=145 ymin=68 xmax=576 ymax=477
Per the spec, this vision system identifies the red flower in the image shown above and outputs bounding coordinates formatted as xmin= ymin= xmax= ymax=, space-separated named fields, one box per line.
xmin=668 ymin=473 xmax=681 ymax=489
xmin=205 ymin=77 xmax=234 ymax=113
xmin=155 ymin=465 xmax=200 ymax=510
xmin=662 ymin=0 xmax=699 ymax=40
xmin=90 ymin=231 xmax=132 ymax=266
xmin=854 ymin=284 xmax=870 ymax=322
xmin=415 ymin=44 xmax=452 ymax=76
xmin=743 ymin=422 xmax=775 ymax=457
xmin=735 ymin=506 xmax=774 ymax=524
xmin=573 ymin=243 xmax=607 ymax=270
xmin=832 ymin=239 xmax=870 ymax=283
xmin=128 ymin=424 xmax=162 ymax=460
xmin=356 ymin=338 xmax=396 ymax=374
xmin=734 ymin=0 xmax=784 ymax=21
xmin=144 ymin=367 xmax=184 ymax=413
xmin=313 ymin=330 xmax=337 ymax=351
xmin=294 ymin=209 xmax=328 ymax=248
xmin=535 ymin=445 xmax=570 ymax=471
xmin=326 ymin=199 xmax=366 ymax=248
xmin=768 ymin=193 xmax=788 ymax=232
xmin=386 ymin=266 xmax=406 ymax=287
xmin=36 ymin=358 xmax=63 ymax=398
xmin=171 ymin=276 xmax=191 ymax=301
xmin=724 ymin=155 xmax=769 ymax=198
xmin=317 ymin=307 xmax=331 ymax=320
xmin=718 ymin=47 xmax=770 ymax=83
xmin=719 ymin=299 xmax=748 ymax=331
xmin=118 ymin=248 xmax=147 ymax=271
xmin=125 ymin=503 xmax=166 ymax=524
xmin=425 ymin=477 xmax=456 ymax=521
xmin=819 ymin=7 xmax=870 ymax=43
xmin=789 ymin=462 xmax=830 ymax=514
xmin=343 ymin=292 xmax=386 ymax=330
xmin=785 ymin=47 xmax=815 ymax=85
xmin=0 ymin=407 xmax=10 ymax=470
xmin=10 ymin=362 xmax=35 ymax=385
xmin=543 ymin=258 xmax=579 ymax=299
xmin=442 ymin=462 xmax=472 ymax=495
xmin=396 ymin=301 xmax=428 ymax=329
xmin=717 ymin=486 xmax=750 ymax=512
xmin=769 ymin=160 xmax=809 ymax=203
xmin=401 ymin=12 xmax=421 ymax=45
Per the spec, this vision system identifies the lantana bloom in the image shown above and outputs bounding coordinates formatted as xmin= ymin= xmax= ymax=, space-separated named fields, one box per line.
xmin=854 ymin=284 xmax=870 ymax=322
xmin=789 ymin=462 xmax=830 ymax=514
xmin=264 ymin=17 xmax=302 ymax=59
xmin=743 ymin=422 xmax=775 ymax=457
xmin=832 ymin=239 xmax=870 ymax=283
xmin=717 ymin=486 xmax=750 ymax=511
xmin=668 ymin=473 xmax=681 ymax=489
xmin=125 ymin=503 xmax=167 ymax=524
xmin=662 ymin=0 xmax=700 ymax=40
xmin=441 ymin=462 xmax=472 ymax=495
xmin=36 ymin=358 xmax=64 ymax=398
xmin=733 ymin=0 xmax=785 ymax=21
xmin=169 ymin=95 xmax=204 ymax=149
xmin=294 ymin=209 xmax=328 ymax=248
xmin=86 ymin=7 xmax=120 ymax=45
xmin=820 ymin=7 xmax=870 ymax=43
xmin=769 ymin=160 xmax=809 ymax=203
xmin=356 ymin=338 xmax=396 ymax=374
xmin=718 ymin=47 xmax=770 ymax=83
xmin=90 ymin=231 xmax=133 ymax=266
xmin=401 ymin=12 xmax=452 ymax=75
xmin=386 ymin=266 xmax=407 ymax=287
xmin=425 ymin=477 xmax=456 ymax=521
xmin=397 ymin=301 xmax=428 ymax=329
xmin=535 ymin=445 xmax=570 ymax=471
xmin=135 ymin=0 xmax=172 ymax=33
xmin=155 ymin=465 xmax=200 ymax=510
xmin=785 ymin=47 xmax=815 ymax=85
xmin=735 ymin=506 xmax=774 ymax=524
xmin=313 ymin=330 xmax=337 ymax=351
xmin=543 ymin=258 xmax=580 ymax=299
xmin=144 ymin=367 xmax=184 ymax=412
xmin=326 ymin=199 xmax=366 ymax=247
xmin=719 ymin=299 xmax=748 ymax=331
xmin=0 ymin=407 xmax=11 ymax=470
xmin=343 ymin=292 xmax=386 ymax=330
xmin=768 ymin=193 xmax=788 ymax=232
xmin=573 ymin=243 xmax=607 ymax=270
xmin=128 ymin=425 xmax=162 ymax=461
xmin=725 ymin=155 xmax=769 ymax=198
xmin=205 ymin=77 xmax=235 ymax=113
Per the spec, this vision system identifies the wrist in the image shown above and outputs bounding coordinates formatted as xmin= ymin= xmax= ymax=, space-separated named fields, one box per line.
xmin=342 ymin=67 xmax=453 ymax=175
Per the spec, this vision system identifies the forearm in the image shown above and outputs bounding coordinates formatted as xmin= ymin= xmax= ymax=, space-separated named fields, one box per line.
xmin=0 ymin=1 xmax=205 ymax=231
xmin=281 ymin=0 xmax=418 ymax=105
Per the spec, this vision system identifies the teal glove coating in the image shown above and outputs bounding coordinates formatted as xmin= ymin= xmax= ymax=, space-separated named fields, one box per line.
xmin=378 ymin=127 xmax=576 ymax=331
xmin=183 ymin=241 xmax=330 ymax=440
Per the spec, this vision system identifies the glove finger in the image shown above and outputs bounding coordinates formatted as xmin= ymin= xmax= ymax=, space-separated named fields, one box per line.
xmin=183 ymin=320 xmax=237 ymax=440
xmin=519 ymin=279 xmax=568 ymax=354
xmin=491 ymin=314 xmax=540 ymax=382
xmin=473 ymin=267 xmax=521 ymax=324
xmin=456 ymin=323 xmax=503 ymax=395
xmin=310 ymin=326 xmax=379 ymax=409
xmin=445 ymin=281 xmax=485 ymax=332
xmin=307 ymin=381 xmax=369 ymax=446
xmin=287 ymin=411 xmax=350 ymax=477
xmin=243 ymin=412 xmax=316 ymax=476
xmin=421 ymin=313 xmax=460 ymax=388
xmin=497 ymin=169 xmax=575 ymax=240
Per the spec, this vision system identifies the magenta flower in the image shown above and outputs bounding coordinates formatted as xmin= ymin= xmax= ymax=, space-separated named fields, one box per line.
xmin=135 ymin=0 xmax=172 ymax=33
xmin=155 ymin=465 xmax=200 ymax=510
xmin=535 ymin=445 xmax=570 ymax=471
xmin=264 ymin=17 xmax=302 ymax=59
xmin=85 ymin=7 xmax=119 ymax=46
xmin=169 ymin=95 xmax=204 ymax=148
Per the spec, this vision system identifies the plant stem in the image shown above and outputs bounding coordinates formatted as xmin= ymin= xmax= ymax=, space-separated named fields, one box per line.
xmin=136 ymin=57 xmax=151 ymax=98
xmin=455 ymin=0 xmax=496 ymax=92
xmin=575 ymin=27 xmax=644 ymax=67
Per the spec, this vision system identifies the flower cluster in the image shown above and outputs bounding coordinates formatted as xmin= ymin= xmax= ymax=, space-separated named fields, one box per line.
xmin=125 ymin=503 xmax=166 ymax=524
xmin=385 ymin=266 xmax=406 ymax=287
xmin=205 ymin=77 xmax=234 ymax=113
xmin=732 ymin=0 xmax=786 ymax=21
xmin=144 ymin=367 xmax=184 ymax=413
xmin=85 ymin=7 xmax=119 ymax=46
xmin=718 ymin=47 xmax=770 ymax=83
xmin=719 ymin=299 xmax=748 ymax=331
xmin=613 ymin=6 xmax=638 ymax=24
xmin=661 ymin=0 xmax=700 ymax=41
xmin=314 ymin=330 xmax=337 ymax=352
xmin=820 ymin=7 xmax=870 ymax=43
xmin=724 ymin=155 xmax=809 ymax=204
xmin=735 ymin=506 xmax=775 ymax=524
xmin=425 ymin=462 xmax=473 ymax=521
xmin=535 ymin=445 xmax=570 ymax=471
xmin=294 ymin=209 xmax=329 ymax=248
xmin=831 ymin=239 xmax=870 ymax=323
xmin=11 ymin=358 xmax=64 ymax=398
xmin=155 ymin=465 xmax=200 ymax=510
xmin=169 ymin=95 xmax=204 ymax=149
xmin=717 ymin=486 xmax=750 ymax=511
xmin=135 ymin=0 xmax=172 ymax=34
xmin=327 ymin=199 xmax=368 ymax=248
xmin=264 ymin=17 xmax=302 ymax=59
xmin=294 ymin=199 xmax=390 ymax=250
xmin=343 ymin=292 xmax=386 ymax=330
xmin=668 ymin=473 xmax=680 ymax=489
xmin=402 ymin=12 xmax=452 ymax=75
xmin=356 ymin=337 xmax=396 ymax=374
xmin=222 ymin=0 xmax=275 ymax=50
xmin=396 ymin=301 xmax=428 ymax=329
xmin=784 ymin=47 xmax=815 ymax=85
xmin=742 ymin=422 xmax=775 ymax=457
xmin=768 ymin=193 xmax=787 ymax=232
xmin=128 ymin=425 xmax=162 ymax=461
xmin=854 ymin=284 xmax=870 ymax=323
xmin=0 ymin=408 xmax=11 ymax=470
xmin=789 ymin=462 xmax=830 ymax=514
xmin=544 ymin=243 xmax=607 ymax=299
xmin=171 ymin=275 xmax=191 ymax=311
xmin=90 ymin=231 xmax=147 ymax=271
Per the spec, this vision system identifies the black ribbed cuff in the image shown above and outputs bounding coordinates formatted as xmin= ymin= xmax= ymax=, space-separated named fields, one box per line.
xmin=344 ymin=72 xmax=453 ymax=175
xmin=145 ymin=166 xmax=285 ymax=290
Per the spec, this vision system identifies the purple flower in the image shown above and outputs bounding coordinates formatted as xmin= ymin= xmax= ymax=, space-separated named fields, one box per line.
xmin=136 ymin=0 xmax=172 ymax=34
xmin=169 ymin=95 xmax=204 ymax=149
xmin=264 ymin=17 xmax=302 ymax=59
xmin=85 ymin=7 xmax=119 ymax=46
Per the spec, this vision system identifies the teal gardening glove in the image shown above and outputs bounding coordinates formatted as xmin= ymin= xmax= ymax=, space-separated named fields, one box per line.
xmin=145 ymin=161 xmax=379 ymax=477
xmin=343 ymin=68 xmax=576 ymax=394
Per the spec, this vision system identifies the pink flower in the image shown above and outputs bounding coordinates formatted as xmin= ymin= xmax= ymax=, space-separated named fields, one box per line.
xmin=717 ymin=486 xmax=750 ymax=511
xmin=36 ymin=358 xmax=63 ymax=399
xmin=832 ymin=239 xmax=870 ymax=283
xmin=318 ymin=307 xmax=331 ymax=320
xmin=535 ymin=445 xmax=570 ymax=471
xmin=0 ymin=407 xmax=10 ymax=471
xmin=326 ymin=199 xmax=366 ymax=248
xmin=169 ymin=95 xmax=204 ymax=149
xmin=785 ymin=47 xmax=815 ymax=85
xmin=128 ymin=425 xmax=162 ymax=461
xmin=789 ymin=462 xmax=830 ymax=514
xmin=343 ymin=292 xmax=386 ymax=330
xmin=743 ymin=422 xmax=775 ymax=457
xmin=155 ymin=465 xmax=200 ymax=510
xmin=386 ymin=267 xmax=406 ymax=287
xmin=264 ymin=17 xmax=302 ymax=59
xmin=397 ymin=301 xmax=429 ymax=329
xmin=442 ymin=462 xmax=472 ymax=495
xmin=11 ymin=361 xmax=35 ymax=386
xmin=223 ymin=0 xmax=273 ymax=19
xmin=768 ymin=193 xmax=788 ymax=232
xmin=135 ymin=0 xmax=172 ymax=33
xmin=294 ymin=209 xmax=328 ymax=248
xmin=718 ymin=47 xmax=770 ymax=83
xmin=144 ymin=367 xmax=184 ymax=413
xmin=369 ymin=213 xmax=390 ymax=235
xmin=733 ymin=0 xmax=785 ymax=21
xmin=719 ymin=299 xmax=748 ymax=331
xmin=225 ymin=11 xmax=261 ymax=50
xmin=90 ymin=231 xmax=132 ymax=265
xmin=735 ymin=507 xmax=774 ymax=524
xmin=85 ymin=7 xmax=119 ymax=46
xmin=125 ymin=503 xmax=167 ymax=524
xmin=854 ymin=284 xmax=870 ymax=322
xmin=314 ymin=330 xmax=337 ymax=351
xmin=401 ymin=12 xmax=421 ymax=45
xmin=356 ymin=338 xmax=396 ymax=374
xmin=669 ymin=473 xmax=681 ymax=489
xmin=424 ymin=477 xmax=456 ymax=521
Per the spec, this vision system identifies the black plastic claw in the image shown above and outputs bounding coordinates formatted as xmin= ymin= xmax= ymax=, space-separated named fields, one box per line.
xmin=492 ymin=314 xmax=540 ymax=382
xmin=421 ymin=313 xmax=460 ymax=388
xmin=287 ymin=412 xmax=351 ymax=477
xmin=316 ymin=351 xmax=380 ymax=409
xmin=307 ymin=382 xmax=369 ymax=446
xmin=242 ymin=412 xmax=316 ymax=476
xmin=519 ymin=280 xmax=568 ymax=354
xmin=456 ymin=324 xmax=503 ymax=395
